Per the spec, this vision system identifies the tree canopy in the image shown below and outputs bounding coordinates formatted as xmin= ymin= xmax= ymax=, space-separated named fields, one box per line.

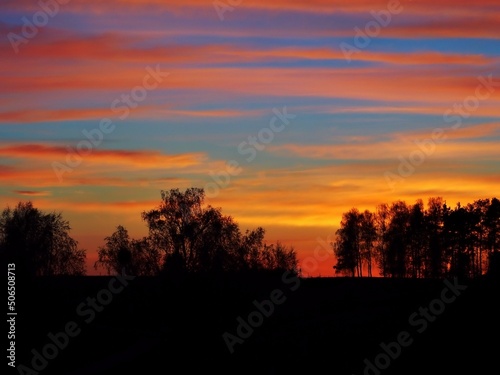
xmin=333 ymin=197 xmax=500 ymax=279
xmin=95 ymin=188 xmax=299 ymax=276
xmin=0 ymin=201 xmax=86 ymax=277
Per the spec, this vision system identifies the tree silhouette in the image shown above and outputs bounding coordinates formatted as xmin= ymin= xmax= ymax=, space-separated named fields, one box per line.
xmin=333 ymin=208 xmax=361 ymax=276
xmin=360 ymin=210 xmax=377 ymax=277
xmin=375 ymin=203 xmax=390 ymax=277
xmin=470 ymin=198 xmax=490 ymax=276
xmin=0 ymin=201 xmax=86 ymax=277
xmin=260 ymin=241 xmax=301 ymax=273
xmin=424 ymin=197 xmax=447 ymax=278
xmin=333 ymin=196 xmax=500 ymax=279
xmin=408 ymin=199 xmax=425 ymax=278
xmin=445 ymin=202 xmax=475 ymax=278
xmin=96 ymin=188 xmax=299 ymax=275
xmin=141 ymin=187 xmax=245 ymax=273
xmin=94 ymin=225 xmax=162 ymax=276
xmin=384 ymin=200 xmax=410 ymax=278
xmin=486 ymin=197 xmax=500 ymax=254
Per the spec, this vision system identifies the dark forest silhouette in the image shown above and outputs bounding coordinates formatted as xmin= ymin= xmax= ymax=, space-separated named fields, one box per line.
xmin=333 ymin=197 xmax=500 ymax=279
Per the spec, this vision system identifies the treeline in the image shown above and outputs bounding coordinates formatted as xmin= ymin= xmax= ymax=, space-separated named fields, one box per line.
xmin=0 ymin=188 xmax=298 ymax=278
xmin=96 ymin=187 xmax=298 ymax=276
xmin=333 ymin=197 xmax=500 ymax=279
xmin=6 ymin=190 xmax=498 ymax=280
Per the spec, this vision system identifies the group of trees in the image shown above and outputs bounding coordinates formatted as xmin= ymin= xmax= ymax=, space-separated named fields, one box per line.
xmin=0 ymin=188 xmax=298 ymax=278
xmin=333 ymin=197 xmax=500 ymax=279
xmin=0 ymin=201 xmax=86 ymax=277
xmin=95 ymin=188 xmax=299 ymax=276
xmin=5 ymin=190 xmax=498 ymax=280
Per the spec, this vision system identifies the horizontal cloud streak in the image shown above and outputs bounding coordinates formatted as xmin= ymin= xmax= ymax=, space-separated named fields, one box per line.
xmin=0 ymin=144 xmax=206 ymax=168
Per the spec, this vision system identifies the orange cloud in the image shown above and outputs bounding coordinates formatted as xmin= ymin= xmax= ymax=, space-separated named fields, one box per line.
xmin=264 ymin=121 xmax=500 ymax=162
xmin=0 ymin=144 xmax=206 ymax=168
xmin=395 ymin=122 xmax=500 ymax=141
xmin=0 ymin=107 xmax=150 ymax=122
xmin=12 ymin=190 xmax=51 ymax=196
xmin=30 ymin=198 xmax=161 ymax=214
xmin=269 ymin=139 xmax=500 ymax=161
xmin=0 ymin=143 xmax=212 ymax=188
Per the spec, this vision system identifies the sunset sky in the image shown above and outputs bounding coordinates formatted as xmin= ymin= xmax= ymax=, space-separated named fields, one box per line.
xmin=1 ymin=0 xmax=499 ymax=276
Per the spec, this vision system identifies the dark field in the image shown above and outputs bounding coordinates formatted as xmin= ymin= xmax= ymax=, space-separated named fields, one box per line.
xmin=9 ymin=273 xmax=500 ymax=375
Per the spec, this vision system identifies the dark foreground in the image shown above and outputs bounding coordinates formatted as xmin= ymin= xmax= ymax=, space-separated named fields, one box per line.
xmin=8 ymin=272 xmax=500 ymax=375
